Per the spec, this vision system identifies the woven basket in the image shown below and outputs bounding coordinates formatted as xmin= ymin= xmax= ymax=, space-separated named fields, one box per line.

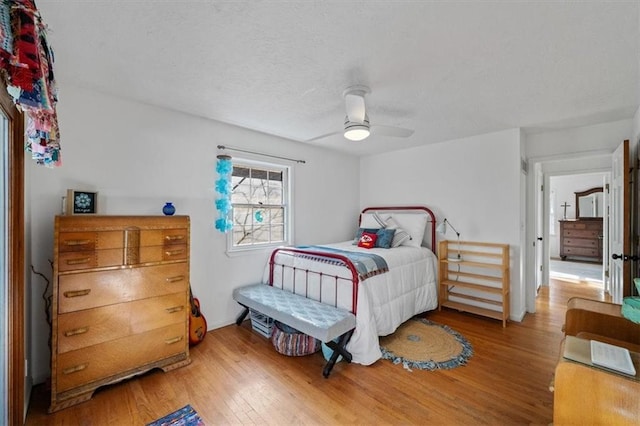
xmin=271 ymin=321 xmax=321 ymax=356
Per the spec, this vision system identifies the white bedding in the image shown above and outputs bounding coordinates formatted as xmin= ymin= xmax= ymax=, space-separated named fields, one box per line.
xmin=265 ymin=241 xmax=439 ymax=365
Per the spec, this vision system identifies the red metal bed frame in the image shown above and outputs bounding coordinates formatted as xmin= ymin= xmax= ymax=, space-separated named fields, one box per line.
xmin=268 ymin=206 xmax=437 ymax=315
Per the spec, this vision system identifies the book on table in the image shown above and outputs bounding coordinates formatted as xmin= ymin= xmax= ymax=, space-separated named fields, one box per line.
xmin=562 ymin=336 xmax=638 ymax=377
xmin=590 ymin=339 xmax=636 ymax=376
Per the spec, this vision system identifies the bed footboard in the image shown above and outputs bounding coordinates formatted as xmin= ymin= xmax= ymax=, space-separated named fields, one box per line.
xmin=268 ymin=247 xmax=360 ymax=314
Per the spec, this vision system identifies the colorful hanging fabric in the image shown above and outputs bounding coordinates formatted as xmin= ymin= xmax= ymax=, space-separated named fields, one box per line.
xmin=0 ymin=3 xmax=13 ymax=62
xmin=0 ymin=0 xmax=61 ymax=167
xmin=215 ymin=154 xmax=233 ymax=233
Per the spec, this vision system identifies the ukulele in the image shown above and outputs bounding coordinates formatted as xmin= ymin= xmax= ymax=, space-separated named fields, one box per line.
xmin=189 ymin=287 xmax=207 ymax=345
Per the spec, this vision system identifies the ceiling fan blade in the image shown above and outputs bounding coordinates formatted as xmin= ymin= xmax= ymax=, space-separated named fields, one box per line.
xmin=345 ymin=93 xmax=366 ymax=123
xmin=306 ymin=130 xmax=342 ymax=142
xmin=371 ymin=125 xmax=414 ymax=138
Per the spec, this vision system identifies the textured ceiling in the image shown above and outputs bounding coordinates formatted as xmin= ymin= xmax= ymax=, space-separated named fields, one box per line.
xmin=36 ymin=1 xmax=640 ymax=156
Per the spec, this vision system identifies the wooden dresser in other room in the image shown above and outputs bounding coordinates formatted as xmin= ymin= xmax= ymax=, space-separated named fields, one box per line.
xmin=50 ymin=215 xmax=191 ymax=413
xmin=558 ymin=219 xmax=603 ymax=261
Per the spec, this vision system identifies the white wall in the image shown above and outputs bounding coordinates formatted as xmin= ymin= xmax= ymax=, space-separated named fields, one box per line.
xmin=525 ymin=119 xmax=632 ymax=159
xmin=360 ymin=128 xmax=525 ymax=319
xmin=27 ymin=86 xmax=361 ymax=384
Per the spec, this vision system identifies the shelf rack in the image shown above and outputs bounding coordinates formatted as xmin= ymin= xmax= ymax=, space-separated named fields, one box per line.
xmin=438 ymin=240 xmax=510 ymax=327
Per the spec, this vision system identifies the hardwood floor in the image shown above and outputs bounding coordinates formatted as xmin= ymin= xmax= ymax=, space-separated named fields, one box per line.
xmin=26 ymin=279 xmax=608 ymax=425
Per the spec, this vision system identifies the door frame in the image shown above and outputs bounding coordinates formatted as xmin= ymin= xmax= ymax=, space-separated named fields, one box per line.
xmin=1 ymin=86 xmax=25 ymax=424
xmin=526 ymin=150 xmax=613 ymax=312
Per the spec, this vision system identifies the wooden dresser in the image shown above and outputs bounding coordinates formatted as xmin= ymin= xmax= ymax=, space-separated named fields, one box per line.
xmin=50 ymin=215 xmax=191 ymax=412
xmin=559 ymin=219 xmax=603 ymax=261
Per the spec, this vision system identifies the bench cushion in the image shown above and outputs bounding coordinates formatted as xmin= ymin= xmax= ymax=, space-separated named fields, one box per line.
xmin=233 ymin=284 xmax=356 ymax=343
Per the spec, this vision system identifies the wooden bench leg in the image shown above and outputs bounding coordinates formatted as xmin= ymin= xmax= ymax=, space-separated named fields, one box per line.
xmin=322 ymin=329 xmax=354 ymax=378
xmin=235 ymin=306 xmax=249 ymax=326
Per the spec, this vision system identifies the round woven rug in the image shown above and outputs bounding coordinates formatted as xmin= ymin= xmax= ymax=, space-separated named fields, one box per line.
xmin=379 ymin=318 xmax=473 ymax=371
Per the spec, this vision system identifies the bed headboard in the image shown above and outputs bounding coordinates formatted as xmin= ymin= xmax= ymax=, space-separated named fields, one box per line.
xmin=360 ymin=206 xmax=437 ymax=254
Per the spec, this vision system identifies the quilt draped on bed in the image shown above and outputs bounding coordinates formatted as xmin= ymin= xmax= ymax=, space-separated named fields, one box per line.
xmin=296 ymin=245 xmax=389 ymax=281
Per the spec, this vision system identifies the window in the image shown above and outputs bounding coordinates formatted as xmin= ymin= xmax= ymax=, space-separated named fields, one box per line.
xmin=228 ymin=159 xmax=291 ymax=251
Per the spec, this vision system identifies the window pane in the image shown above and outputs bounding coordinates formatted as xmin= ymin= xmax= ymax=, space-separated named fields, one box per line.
xmin=267 ymin=187 xmax=282 ymax=205
xmin=229 ymin=162 xmax=288 ymax=249
xmin=271 ymin=207 xmax=284 ymax=225
xmin=232 ymin=207 xmax=252 ymax=245
xmin=231 ymin=167 xmax=251 ymax=204
xmin=251 ymin=224 xmax=270 ymax=244
xmin=271 ymin=224 xmax=284 ymax=241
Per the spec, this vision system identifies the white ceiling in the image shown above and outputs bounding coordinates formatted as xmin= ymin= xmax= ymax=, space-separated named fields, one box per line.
xmin=36 ymin=1 xmax=640 ymax=156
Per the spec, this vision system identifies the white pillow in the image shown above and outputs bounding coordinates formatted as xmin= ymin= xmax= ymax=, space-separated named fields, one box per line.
xmin=388 ymin=213 xmax=428 ymax=247
xmin=383 ymin=216 xmax=411 ymax=247
xmin=359 ymin=212 xmax=386 ymax=229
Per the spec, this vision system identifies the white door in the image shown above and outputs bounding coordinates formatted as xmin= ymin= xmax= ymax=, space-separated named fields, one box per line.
xmin=534 ymin=164 xmax=544 ymax=291
xmin=610 ymin=140 xmax=631 ymax=303
xmin=602 ymin=174 xmax=610 ymax=292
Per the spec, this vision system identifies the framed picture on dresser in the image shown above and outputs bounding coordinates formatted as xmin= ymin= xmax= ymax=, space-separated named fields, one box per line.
xmin=66 ymin=189 xmax=98 ymax=215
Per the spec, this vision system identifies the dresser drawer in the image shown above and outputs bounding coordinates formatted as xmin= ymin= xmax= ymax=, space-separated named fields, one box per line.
xmin=57 ymin=248 xmax=125 ymax=272
xmin=57 ymin=292 xmax=187 ymax=354
xmin=58 ymin=231 xmax=123 ymax=253
xmin=563 ymin=229 xmax=600 ymax=239
xmin=58 ymin=263 xmax=188 ymax=313
xmin=562 ymin=238 xmax=599 ymax=248
xmin=562 ymin=246 xmax=599 ymax=257
xmin=56 ymin=322 xmax=187 ymax=392
xmin=561 ymin=222 xmax=584 ymax=230
xmin=140 ymin=229 xmax=189 ymax=246
xmin=139 ymin=243 xmax=188 ymax=263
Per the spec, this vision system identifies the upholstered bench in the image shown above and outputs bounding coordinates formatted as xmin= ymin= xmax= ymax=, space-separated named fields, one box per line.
xmin=232 ymin=283 xmax=356 ymax=377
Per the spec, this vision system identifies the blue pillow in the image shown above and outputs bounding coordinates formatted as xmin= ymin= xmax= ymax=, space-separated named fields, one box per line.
xmin=375 ymin=228 xmax=396 ymax=249
xmin=353 ymin=227 xmax=396 ymax=249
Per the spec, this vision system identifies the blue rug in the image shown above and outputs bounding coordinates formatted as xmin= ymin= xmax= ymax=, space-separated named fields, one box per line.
xmin=380 ymin=318 xmax=473 ymax=371
xmin=147 ymin=405 xmax=204 ymax=426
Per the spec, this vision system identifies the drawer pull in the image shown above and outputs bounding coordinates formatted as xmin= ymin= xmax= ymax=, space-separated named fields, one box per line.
xmin=66 ymin=257 xmax=92 ymax=265
xmin=63 ymin=289 xmax=91 ymax=298
xmin=165 ymin=249 xmax=185 ymax=257
xmin=62 ymin=363 xmax=88 ymax=375
xmin=64 ymin=326 xmax=89 ymax=337
xmin=166 ymin=275 xmax=185 ymax=283
xmin=165 ymin=235 xmax=185 ymax=241
xmin=165 ymin=305 xmax=184 ymax=314
xmin=64 ymin=239 xmax=92 ymax=246
xmin=165 ymin=336 xmax=184 ymax=345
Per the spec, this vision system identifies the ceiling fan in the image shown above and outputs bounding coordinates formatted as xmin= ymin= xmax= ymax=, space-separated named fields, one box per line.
xmin=308 ymin=85 xmax=414 ymax=142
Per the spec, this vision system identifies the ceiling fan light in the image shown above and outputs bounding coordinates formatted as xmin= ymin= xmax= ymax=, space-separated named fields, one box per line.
xmin=344 ymin=125 xmax=370 ymax=141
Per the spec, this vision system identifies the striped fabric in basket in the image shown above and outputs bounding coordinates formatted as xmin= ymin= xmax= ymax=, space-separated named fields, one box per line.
xmin=271 ymin=321 xmax=321 ymax=356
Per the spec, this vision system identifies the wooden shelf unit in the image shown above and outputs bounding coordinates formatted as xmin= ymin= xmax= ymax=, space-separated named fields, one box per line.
xmin=438 ymin=240 xmax=510 ymax=327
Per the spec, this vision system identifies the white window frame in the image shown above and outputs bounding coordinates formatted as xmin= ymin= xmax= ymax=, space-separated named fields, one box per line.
xmin=226 ymin=157 xmax=292 ymax=254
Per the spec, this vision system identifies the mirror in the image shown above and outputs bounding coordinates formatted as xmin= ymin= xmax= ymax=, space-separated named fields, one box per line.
xmin=575 ymin=187 xmax=604 ymax=219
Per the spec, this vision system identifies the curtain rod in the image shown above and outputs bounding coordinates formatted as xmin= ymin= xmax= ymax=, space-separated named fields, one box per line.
xmin=217 ymin=145 xmax=306 ymax=164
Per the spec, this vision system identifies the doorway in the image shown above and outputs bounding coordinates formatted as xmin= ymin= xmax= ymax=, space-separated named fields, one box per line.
xmin=527 ymin=152 xmax=615 ymax=314
xmin=548 ymin=173 xmax=608 ymax=295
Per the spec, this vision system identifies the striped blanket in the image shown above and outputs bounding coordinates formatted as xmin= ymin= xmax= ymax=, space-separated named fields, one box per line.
xmin=296 ymin=245 xmax=389 ymax=281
